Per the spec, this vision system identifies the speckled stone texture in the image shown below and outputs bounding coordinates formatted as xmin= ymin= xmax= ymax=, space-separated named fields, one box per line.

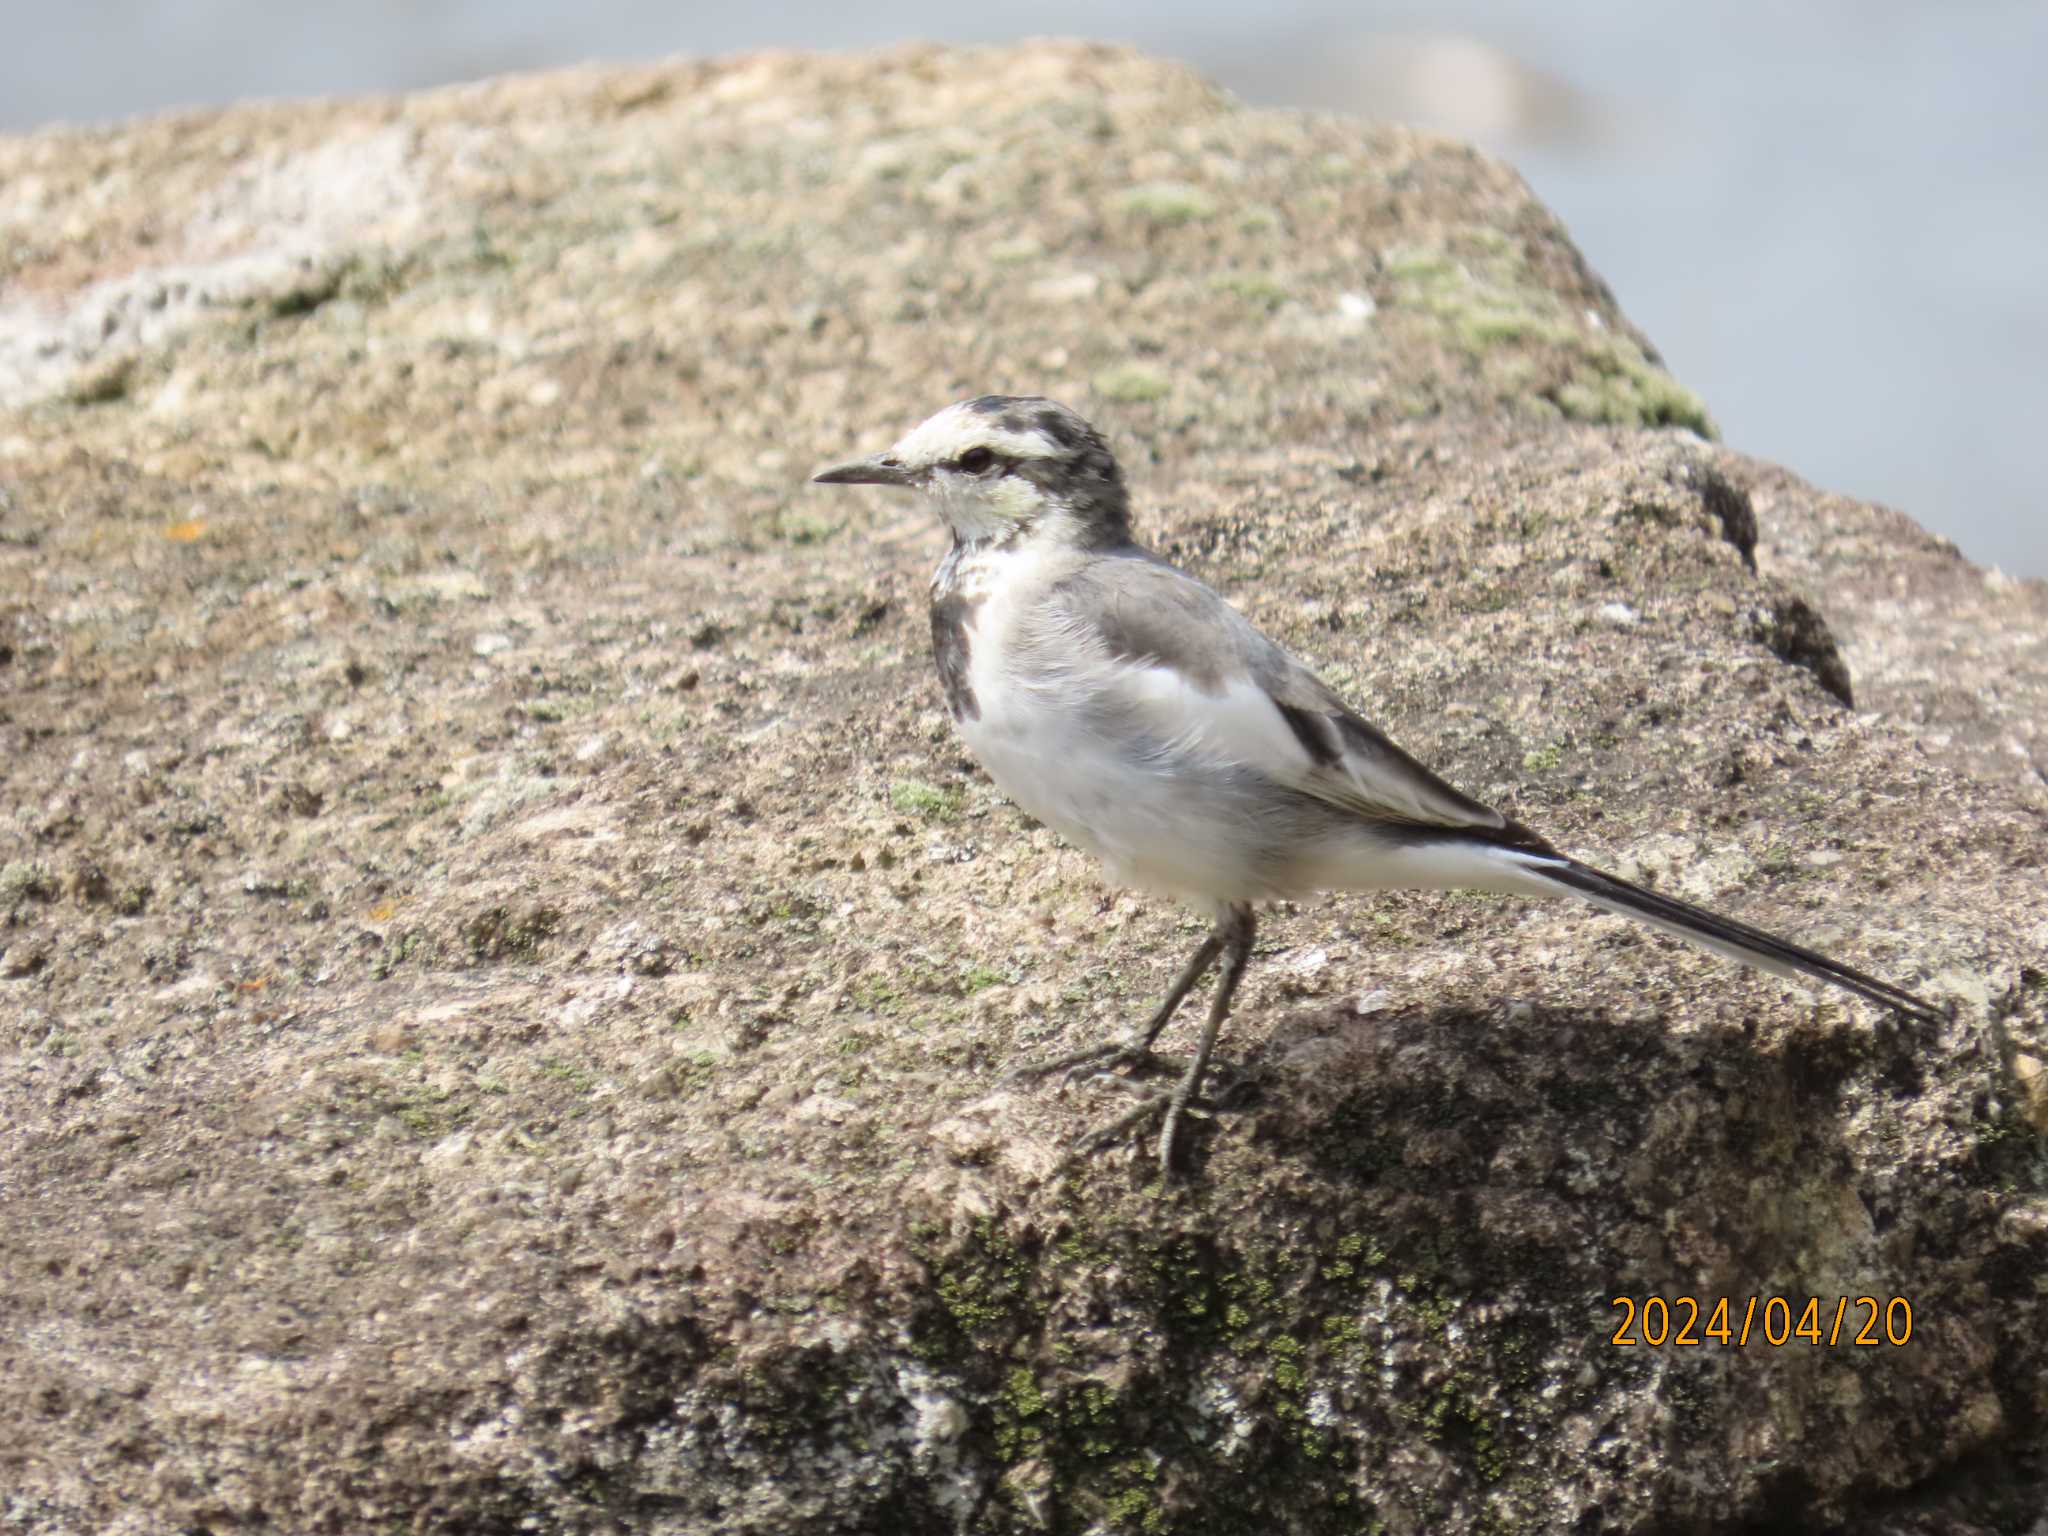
xmin=2 ymin=42 xmax=2044 ymax=1536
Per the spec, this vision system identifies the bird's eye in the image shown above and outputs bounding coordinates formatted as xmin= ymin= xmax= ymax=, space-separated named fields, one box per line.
xmin=957 ymin=447 xmax=996 ymax=474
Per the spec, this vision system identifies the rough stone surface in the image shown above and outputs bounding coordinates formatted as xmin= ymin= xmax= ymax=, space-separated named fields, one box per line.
xmin=2 ymin=43 xmax=2045 ymax=1536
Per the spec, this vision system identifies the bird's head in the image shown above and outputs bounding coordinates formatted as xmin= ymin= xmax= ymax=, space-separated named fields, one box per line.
xmin=812 ymin=395 xmax=1130 ymax=549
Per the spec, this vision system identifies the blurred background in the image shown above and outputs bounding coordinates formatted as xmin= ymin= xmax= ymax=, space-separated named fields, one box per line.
xmin=6 ymin=0 xmax=2043 ymax=577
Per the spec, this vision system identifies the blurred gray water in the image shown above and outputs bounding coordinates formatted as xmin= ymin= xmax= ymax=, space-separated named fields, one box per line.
xmin=8 ymin=0 xmax=2044 ymax=576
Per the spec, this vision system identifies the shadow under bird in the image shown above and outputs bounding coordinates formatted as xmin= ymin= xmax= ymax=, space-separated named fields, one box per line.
xmin=814 ymin=396 xmax=1943 ymax=1182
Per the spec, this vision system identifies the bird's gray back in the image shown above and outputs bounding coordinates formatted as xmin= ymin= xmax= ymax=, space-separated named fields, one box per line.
xmin=1037 ymin=550 xmax=1515 ymax=838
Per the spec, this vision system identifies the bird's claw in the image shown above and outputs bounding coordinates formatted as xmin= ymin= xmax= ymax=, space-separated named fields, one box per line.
xmin=1001 ymin=1036 xmax=1161 ymax=1091
xmin=1057 ymin=1076 xmax=1254 ymax=1182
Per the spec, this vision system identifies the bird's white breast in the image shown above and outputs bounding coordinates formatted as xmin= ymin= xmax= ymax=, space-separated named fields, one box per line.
xmin=941 ymin=545 xmax=1286 ymax=908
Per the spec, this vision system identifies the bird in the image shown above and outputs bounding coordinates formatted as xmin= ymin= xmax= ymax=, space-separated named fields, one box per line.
xmin=812 ymin=395 xmax=1943 ymax=1181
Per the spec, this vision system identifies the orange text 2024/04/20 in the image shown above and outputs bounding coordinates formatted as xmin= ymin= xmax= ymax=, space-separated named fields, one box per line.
xmin=1608 ymin=1295 xmax=1914 ymax=1348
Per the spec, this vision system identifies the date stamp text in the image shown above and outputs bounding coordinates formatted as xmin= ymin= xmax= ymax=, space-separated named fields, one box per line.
xmin=1609 ymin=1295 xmax=1914 ymax=1348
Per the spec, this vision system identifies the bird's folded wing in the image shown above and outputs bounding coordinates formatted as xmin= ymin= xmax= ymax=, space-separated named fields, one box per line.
xmin=1052 ymin=555 xmax=1514 ymax=837
xmin=1269 ymin=680 xmax=1516 ymax=834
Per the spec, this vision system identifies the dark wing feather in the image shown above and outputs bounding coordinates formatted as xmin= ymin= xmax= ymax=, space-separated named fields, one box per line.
xmin=1052 ymin=551 xmax=1544 ymax=841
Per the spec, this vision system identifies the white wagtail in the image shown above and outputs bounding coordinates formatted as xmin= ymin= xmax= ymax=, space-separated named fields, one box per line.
xmin=815 ymin=396 xmax=1942 ymax=1179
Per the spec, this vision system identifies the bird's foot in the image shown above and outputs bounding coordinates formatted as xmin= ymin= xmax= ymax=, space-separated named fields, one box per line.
xmin=1001 ymin=1034 xmax=1165 ymax=1091
xmin=1058 ymin=1067 xmax=1253 ymax=1184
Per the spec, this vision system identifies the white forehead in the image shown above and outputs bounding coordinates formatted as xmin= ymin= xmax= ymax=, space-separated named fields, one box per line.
xmin=890 ymin=400 xmax=1061 ymax=468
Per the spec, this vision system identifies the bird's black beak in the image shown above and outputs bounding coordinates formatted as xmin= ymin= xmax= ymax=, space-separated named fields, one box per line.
xmin=812 ymin=455 xmax=911 ymax=488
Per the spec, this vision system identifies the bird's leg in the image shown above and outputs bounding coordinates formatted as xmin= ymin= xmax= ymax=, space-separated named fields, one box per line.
xmin=1002 ymin=922 xmax=1227 ymax=1086
xmin=1060 ymin=905 xmax=1258 ymax=1183
xmin=1153 ymin=906 xmax=1255 ymax=1181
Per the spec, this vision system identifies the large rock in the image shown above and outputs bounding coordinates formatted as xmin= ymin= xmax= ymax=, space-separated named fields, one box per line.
xmin=2 ymin=42 xmax=2043 ymax=1534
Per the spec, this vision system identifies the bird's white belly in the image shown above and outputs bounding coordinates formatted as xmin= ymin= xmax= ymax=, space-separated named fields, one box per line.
xmin=956 ymin=660 xmax=1268 ymax=910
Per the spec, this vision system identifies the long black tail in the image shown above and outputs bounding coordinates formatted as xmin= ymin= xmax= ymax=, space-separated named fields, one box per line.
xmin=1502 ymin=849 xmax=1945 ymax=1024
